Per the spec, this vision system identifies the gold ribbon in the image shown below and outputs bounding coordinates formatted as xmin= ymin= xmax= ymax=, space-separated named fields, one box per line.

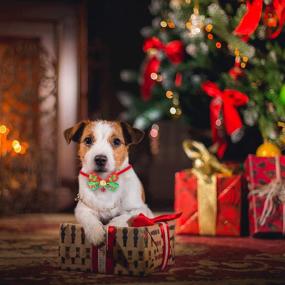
xmin=183 ymin=140 xmax=232 ymax=235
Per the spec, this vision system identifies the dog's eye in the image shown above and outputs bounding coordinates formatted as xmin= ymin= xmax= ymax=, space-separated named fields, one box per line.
xmin=83 ymin=137 xmax=93 ymax=146
xmin=113 ymin=138 xmax=121 ymax=147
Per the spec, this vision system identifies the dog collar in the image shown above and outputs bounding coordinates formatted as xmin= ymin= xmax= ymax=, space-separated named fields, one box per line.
xmin=79 ymin=164 xmax=132 ymax=192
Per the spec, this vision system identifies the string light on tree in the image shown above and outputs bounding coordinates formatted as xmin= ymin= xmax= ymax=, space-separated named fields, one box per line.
xmin=150 ymin=72 xmax=158 ymax=80
xmin=149 ymin=123 xmax=160 ymax=155
xmin=207 ymin=33 xmax=214 ymax=40
xmin=165 ymin=90 xmax=174 ymax=99
xmin=234 ymin=48 xmax=249 ymax=69
xmin=186 ymin=0 xmax=205 ymax=38
xmin=216 ymin=42 xmax=222 ymax=49
xmin=169 ymin=92 xmax=182 ymax=118
xmin=160 ymin=20 xmax=168 ymax=28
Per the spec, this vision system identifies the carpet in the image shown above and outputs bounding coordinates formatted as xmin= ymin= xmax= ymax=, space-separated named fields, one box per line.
xmin=0 ymin=214 xmax=284 ymax=285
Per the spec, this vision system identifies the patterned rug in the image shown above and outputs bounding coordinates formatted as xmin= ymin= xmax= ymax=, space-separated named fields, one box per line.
xmin=0 ymin=214 xmax=284 ymax=285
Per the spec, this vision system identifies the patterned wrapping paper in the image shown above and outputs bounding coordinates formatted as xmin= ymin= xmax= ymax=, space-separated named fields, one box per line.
xmin=175 ymin=169 xmax=242 ymax=236
xmin=58 ymin=221 xmax=175 ymax=276
xmin=245 ymin=155 xmax=285 ymax=236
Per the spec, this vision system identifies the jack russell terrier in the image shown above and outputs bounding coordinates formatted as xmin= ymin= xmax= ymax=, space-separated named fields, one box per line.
xmin=64 ymin=120 xmax=153 ymax=246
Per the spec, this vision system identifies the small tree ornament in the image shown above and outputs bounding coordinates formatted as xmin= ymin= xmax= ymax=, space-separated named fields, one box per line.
xmin=256 ymin=141 xmax=281 ymax=157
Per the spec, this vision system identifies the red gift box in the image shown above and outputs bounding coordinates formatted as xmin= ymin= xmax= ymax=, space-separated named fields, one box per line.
xmin=245 ymin=155 xmax=285 ymax=236
xmin=174 ymin=169 xmax=242 ymax=236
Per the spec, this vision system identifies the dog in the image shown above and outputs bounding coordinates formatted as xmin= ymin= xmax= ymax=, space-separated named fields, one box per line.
xmin=64 ymin=120 xmax=153 ymax=246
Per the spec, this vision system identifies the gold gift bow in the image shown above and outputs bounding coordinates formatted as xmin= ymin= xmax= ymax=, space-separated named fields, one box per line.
xmin=250 ymin=180 xmax=285 ymax=226
xmin=182 ymin=140 xmax=232 ymax=235
xmin=182 ymin=140 xmax=232 ymax=178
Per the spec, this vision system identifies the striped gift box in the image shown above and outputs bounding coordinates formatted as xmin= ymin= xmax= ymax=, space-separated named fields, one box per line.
xmin=58 ymin=220 xmax=175 ymax=276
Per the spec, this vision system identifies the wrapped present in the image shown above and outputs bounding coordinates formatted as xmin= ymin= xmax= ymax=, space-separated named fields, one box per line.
xmin=245 ymin=154 xmax=285 ymax=236
xmin=58 ymin=213 xmax=179 ymax=276
xmin=174 ymin=140 xmax=242 ymax=236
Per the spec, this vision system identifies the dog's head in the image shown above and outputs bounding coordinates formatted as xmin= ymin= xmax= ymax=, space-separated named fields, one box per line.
xmin=64 ymin=120 xmax=144 ymax=173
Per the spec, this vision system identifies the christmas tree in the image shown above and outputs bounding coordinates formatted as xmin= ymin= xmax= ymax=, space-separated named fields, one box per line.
xmin=120 ymin=0 xmax=285 ymax=158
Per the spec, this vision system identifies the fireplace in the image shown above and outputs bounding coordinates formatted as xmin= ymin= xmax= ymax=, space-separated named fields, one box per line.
xmin=0 ymin=38 xmax=57 ymax=213
xmin=0 ymin=1 xmax=87 ymax=214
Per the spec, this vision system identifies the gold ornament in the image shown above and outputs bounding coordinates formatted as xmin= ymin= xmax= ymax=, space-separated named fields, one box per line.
xmin=256 ymin=141 xmax=281 ymax=157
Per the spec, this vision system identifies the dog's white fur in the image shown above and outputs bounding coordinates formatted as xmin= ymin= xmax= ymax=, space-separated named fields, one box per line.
xmin=72 ymin=121 xmax=153 ymax=246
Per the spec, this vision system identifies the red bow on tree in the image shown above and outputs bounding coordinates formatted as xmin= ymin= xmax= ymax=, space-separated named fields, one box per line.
xmin=234 ymin=0 xmax=285 ymax=40
xmin=141 ymin=37 xmax=184 ymax=101
xmin=201 ymin=81 xmax=249 ymax=158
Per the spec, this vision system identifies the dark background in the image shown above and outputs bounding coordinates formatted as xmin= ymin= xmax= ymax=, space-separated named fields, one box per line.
xmin=87 ymin=0 xmax=151 ymax=119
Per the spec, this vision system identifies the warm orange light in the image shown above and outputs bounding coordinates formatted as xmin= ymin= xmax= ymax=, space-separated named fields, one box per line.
xmin=0 ymin=125 xmax=7 ymax=134
xmin=241 ymin=62 xmax=246 ymax=68
xmin=234 ymin=48 xmax=240 ymax=57
xmin=205 ymin=24 xmax=213 ymax=32
xmin=207 ymin=33 xmax=213 ymax=40
xmin=166 ymin=90 xmax=174 ymax=99
xmin=168 ymin=20 xmax=175 ymax=29
xmin=13 ymin=145 xmax=22 ymax=153
xmin=185 ymin=21 xmax=192 ymax=29
xmin=216 ymin=42 xmax=222 ymax=49
xmin=12 ymin=140 xmax=20 ymax=148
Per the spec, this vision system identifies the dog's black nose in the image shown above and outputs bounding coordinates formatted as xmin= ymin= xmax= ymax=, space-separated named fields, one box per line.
xmin=94 ymin=155 xmax=107 ymax=167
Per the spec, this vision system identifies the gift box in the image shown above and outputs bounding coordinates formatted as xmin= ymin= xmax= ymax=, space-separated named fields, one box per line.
xmin=174 ymin=140 xmax=242 ymax=236
xmin=245 ymin=154 xmax=285 ymax=236
xmin=175 ymin=169 xmax=242 ymax=236
xmin=58 ymin=216 xmax=176 ymax=276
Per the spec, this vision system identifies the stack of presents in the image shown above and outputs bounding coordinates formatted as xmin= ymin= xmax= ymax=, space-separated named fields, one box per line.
xmin=58 ymin=140 xmax=285 ymax=276
xmin=175 ymin=140 xmax=285 ymax=237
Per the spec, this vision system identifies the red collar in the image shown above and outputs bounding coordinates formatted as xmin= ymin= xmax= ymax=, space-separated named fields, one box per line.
xmin=79 ymin=164 xmax=132 ymax=180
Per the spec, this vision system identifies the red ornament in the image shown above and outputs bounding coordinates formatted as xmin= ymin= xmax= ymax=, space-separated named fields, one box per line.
xmin=141 ymin=57 xmax=160 ymax=101
xmin=264 ymin=1 xmax=285 ymax=39
xmin=229 ymin=61 xmax=244 ymax=81
xmin=201 ymin=81 xmax=249 ymax=158
xmin=141 ymin=37 xmax=184 ymax=100
xmin=175 ymin=72 xmax=183 ymax=87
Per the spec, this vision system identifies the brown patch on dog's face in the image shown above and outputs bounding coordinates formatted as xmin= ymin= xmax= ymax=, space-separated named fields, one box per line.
xmin=120 ymin=122 xmax=144 ymax=146
xmin=109 ymin=122 xmax=129 ymax=169
xmin=64 ymin=120 xmax=90 ymax=144
xmin=78 ymin=122 xmax=96 ymax=161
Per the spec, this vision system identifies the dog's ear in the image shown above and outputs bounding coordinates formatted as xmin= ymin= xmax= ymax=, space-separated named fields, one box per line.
xmin=120 ymin=122 xmax=144 ymax=146
xmin=64 ymin=120 xmax=89 ymax=144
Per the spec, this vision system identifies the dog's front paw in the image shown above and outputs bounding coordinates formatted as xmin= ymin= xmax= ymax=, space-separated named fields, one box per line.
xmin=108 ymin=215 xmax=129 ymax=227
xmin=84 ymin=224 xmax=106 ymax=246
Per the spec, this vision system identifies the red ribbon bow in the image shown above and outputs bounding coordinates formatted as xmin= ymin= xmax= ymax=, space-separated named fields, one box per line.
xmin=91 ymin=213 xmax=181 ymax=274
xmin=234 ymin=0 xmax=285 ymax=39
xmin=141 ymin=37 xmax=184 ymax=101
xmin=201 ymin=81 xmax=249 ymax=158
xmin=130 ymin=212 xmax=182 ymax=227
